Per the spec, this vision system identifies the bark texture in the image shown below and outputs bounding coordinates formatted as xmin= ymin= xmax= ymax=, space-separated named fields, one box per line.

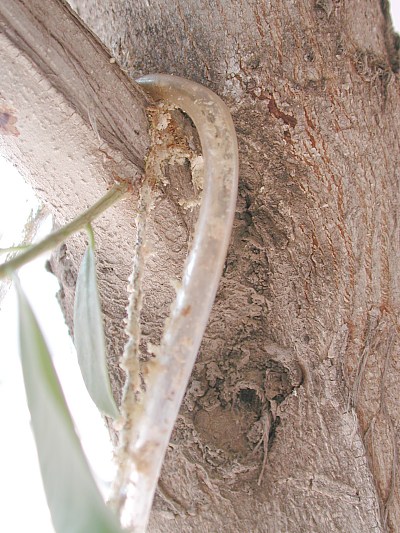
xmin=8 ymin=0 xmax=400 ymax=531
xmin=0 ymin=0 xmax=150 ymax=401
xmin=66 ymin=1 xmax=400 ymax=531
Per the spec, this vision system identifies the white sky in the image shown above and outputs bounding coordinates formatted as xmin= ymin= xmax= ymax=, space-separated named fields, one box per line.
xmin=0 ymin=5 xmax=400 ymax=532
xmin=392 ymin=2 xmax=400 ymax=29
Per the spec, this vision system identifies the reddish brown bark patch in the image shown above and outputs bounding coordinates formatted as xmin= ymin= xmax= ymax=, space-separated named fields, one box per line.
xmin=0 ymin=105 xmax=20 ymax=136
xmin=267 ymin=95 xmax=297 ymax=128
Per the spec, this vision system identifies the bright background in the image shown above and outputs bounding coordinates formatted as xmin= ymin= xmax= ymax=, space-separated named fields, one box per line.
xmin=1 ymin=4 xmax=400 ymax=532
xmin=0 ymin=163 xmax=115 ymax=532
xmin=392 ymin=2 xmax=400 ymax=29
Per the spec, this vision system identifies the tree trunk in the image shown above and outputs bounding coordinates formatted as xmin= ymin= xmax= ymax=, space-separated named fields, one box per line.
xmin=0 ymin=0 xmax=150 ymax=400
xmin=5 ymin=0 xmax=400 ymax=531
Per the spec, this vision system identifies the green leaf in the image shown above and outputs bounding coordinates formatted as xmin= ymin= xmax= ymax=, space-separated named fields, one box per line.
xmin=73 ymin=226 xmax=119 ymax=418
xmin=15 ymin=279 xmax=124 ymax=533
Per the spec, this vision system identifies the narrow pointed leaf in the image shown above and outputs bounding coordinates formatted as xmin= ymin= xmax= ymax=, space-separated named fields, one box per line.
xmin=16 ymin=280 xmax=123 ymax=533
xmin=74 ymin=228 xmax=119 ymax=418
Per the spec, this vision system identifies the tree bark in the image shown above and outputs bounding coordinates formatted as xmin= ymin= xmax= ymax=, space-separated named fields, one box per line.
xmin=0 ymin=0 xmax=150 ymax=398
xmin=0 ymin=0 xmax=149 ymax=168
xmin=4 ymin=0 xmax=400 ymax=531
xmin=66 ymin=1 xmax=400 ymax=531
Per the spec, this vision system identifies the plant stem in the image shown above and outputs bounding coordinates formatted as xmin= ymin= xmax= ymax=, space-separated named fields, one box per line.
xmin=0 ymin=245 xmax=32 ymax=255
xmin=0 ymin=182 xmax=129 ymax=279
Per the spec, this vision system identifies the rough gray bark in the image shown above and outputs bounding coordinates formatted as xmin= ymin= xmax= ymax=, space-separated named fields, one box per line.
xmin=66 ymin=1 xmax=400 ymax=531
xmin=3 ymin=0 xmax=400 ymax=531
xmin=0 ymin=0 xmax=149 ymax=400
xmin=0 ymin=0 xmax=149 ymax=168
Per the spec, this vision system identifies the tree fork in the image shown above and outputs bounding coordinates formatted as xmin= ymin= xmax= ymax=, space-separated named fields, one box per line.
xmin=2 ymin=0 xmax=400 ymax=531
xmin=0 ymin=0 xmax=149 ymax=169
